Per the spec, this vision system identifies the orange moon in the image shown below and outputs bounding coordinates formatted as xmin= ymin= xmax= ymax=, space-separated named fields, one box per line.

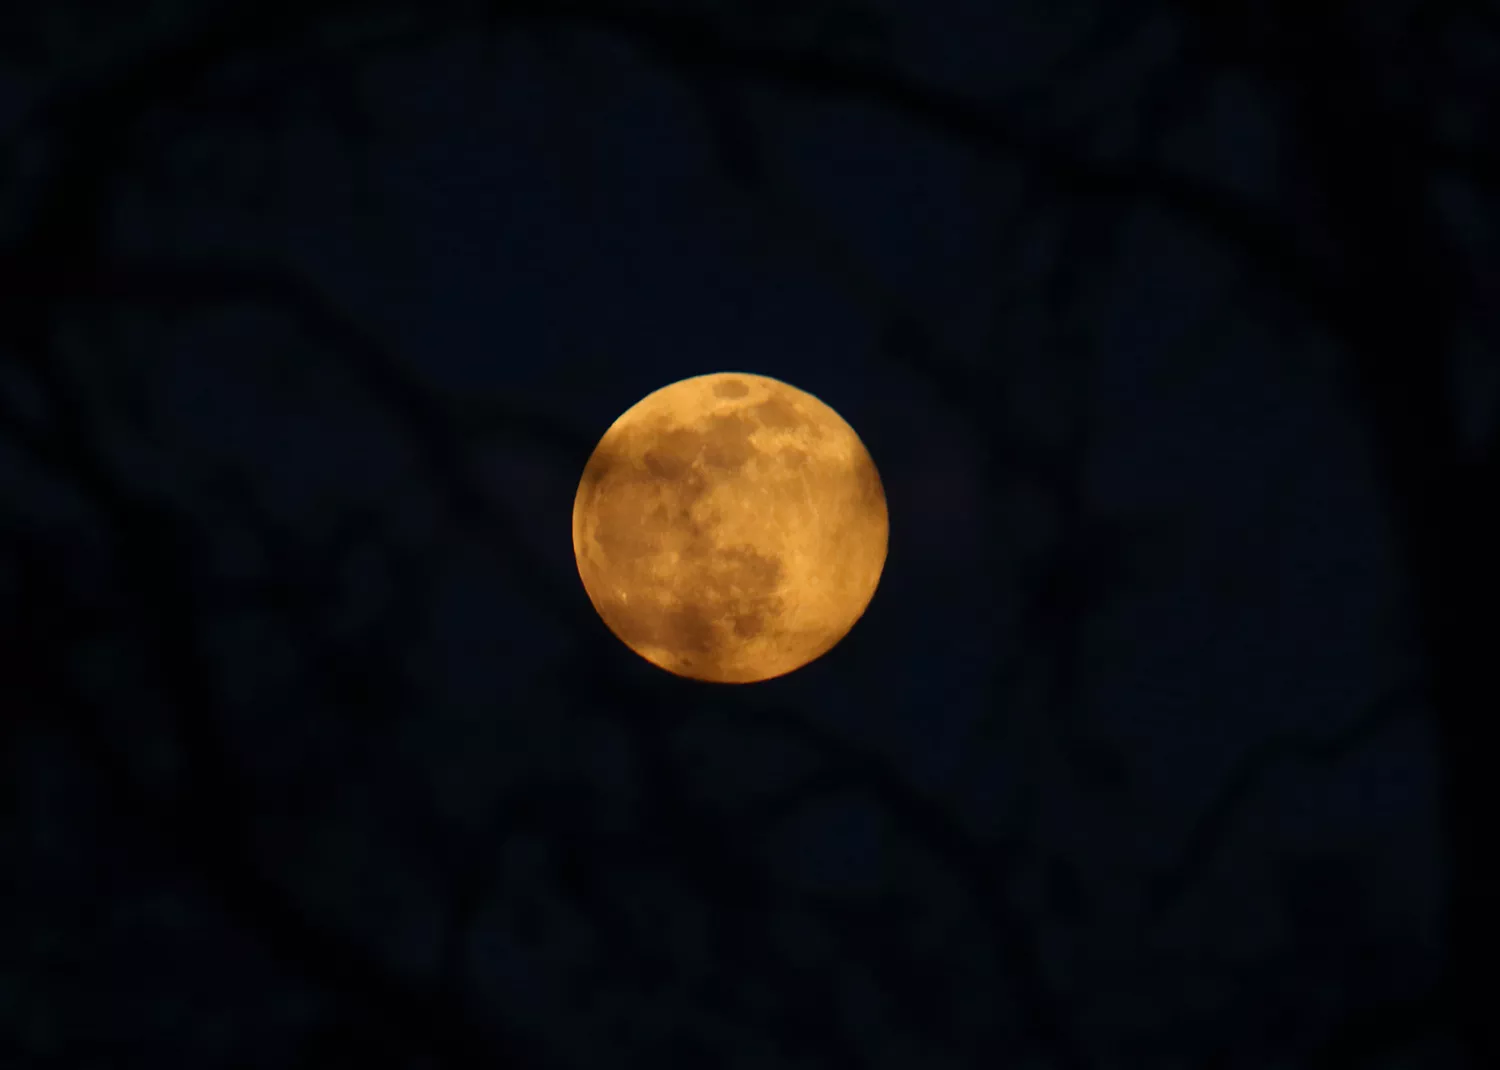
xmin=572 ymin=372 xmax=888 ymax=683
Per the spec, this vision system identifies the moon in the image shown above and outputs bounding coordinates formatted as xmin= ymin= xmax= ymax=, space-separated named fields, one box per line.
xmin=572 ymin=372 xmax=888 ymax=683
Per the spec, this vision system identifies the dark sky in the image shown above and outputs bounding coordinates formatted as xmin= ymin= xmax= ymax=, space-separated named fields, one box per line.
xmin=2 ymin=3 xmax=1488 ymax=1069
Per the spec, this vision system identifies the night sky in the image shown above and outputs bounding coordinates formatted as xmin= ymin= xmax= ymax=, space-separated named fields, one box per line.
xmin=1 ymin=3 xmax=1494 ymax=1069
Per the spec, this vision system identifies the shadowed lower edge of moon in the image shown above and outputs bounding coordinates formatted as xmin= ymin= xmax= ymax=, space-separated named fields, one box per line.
xmin=589 ymin=572 xmax=853 ymax=684
xmin=583 ymin=566 xmax=874 ymax=684
xmin=572 ymin=373 xmax=887 ymax=684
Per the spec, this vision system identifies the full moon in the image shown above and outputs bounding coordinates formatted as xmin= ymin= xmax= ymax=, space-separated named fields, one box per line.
xmin=572 ymin=372 xmax=888 ymax=683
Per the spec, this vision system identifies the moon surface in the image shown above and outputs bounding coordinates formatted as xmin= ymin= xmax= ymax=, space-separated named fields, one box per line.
xmin=572 ymin=372 xmax=888 ymax=683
